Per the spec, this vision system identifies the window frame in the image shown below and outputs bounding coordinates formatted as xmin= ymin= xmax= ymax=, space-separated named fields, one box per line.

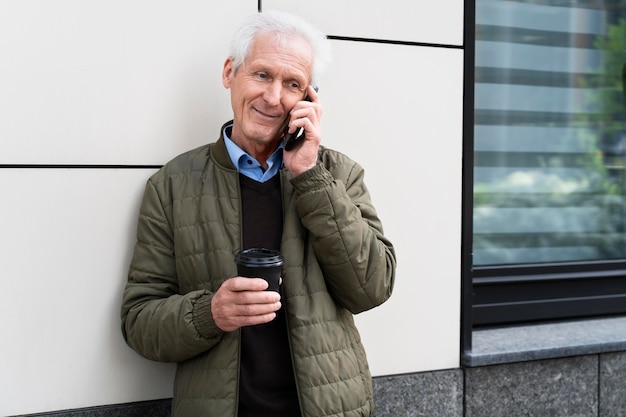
xmin=462 ymin=0 xmax=626 ymax=354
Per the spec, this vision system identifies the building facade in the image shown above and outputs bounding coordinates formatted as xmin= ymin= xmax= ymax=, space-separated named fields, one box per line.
xmin=2 ymin=1 xmax=625 ymax=416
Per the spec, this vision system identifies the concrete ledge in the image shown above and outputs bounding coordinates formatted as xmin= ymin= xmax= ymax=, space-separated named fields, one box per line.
xmin=463 ymin=316 xmax=626 ymax=367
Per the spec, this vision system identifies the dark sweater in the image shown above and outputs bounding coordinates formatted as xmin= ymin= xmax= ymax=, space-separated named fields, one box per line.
xmin=238 ymin=173 xmax=301 ymax=417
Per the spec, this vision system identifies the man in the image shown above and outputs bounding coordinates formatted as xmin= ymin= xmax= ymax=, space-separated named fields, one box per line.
xmin=121 ymin=10 xmax=396 ymax=417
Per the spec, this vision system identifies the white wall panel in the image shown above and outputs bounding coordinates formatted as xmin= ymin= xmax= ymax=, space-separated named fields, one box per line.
xmin=0 ymin=0 xmax=257 ymax=165
xmin=1 ymin=2 xmax=465 ymax=414
xmin=0 ymin=168 xmax=174 ymax=415
xmin=262 ymin=0 xmax=464 ymax=46
xmin=320 ymin=40 xmax=464 ymax=375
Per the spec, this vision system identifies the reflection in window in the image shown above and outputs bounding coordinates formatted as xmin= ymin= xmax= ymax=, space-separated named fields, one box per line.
xmin=474 ymin=0 xmax=626 ymax=266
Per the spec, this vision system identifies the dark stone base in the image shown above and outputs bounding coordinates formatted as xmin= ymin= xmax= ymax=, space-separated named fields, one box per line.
xmin=12 ymin=352 xmax=626 ymax=417
xmin=12 ymin=400 xmax=172 ymax=417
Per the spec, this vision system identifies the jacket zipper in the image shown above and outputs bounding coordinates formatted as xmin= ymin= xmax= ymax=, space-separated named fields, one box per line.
xmin=235 ymin=328 xmax=241 ymax=417
xmin=235 ymin=173 xmax=242 ymax=417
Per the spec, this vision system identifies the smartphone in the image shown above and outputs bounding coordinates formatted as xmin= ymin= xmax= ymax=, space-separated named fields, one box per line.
xmin=284 ymin=86 xmax=318 ymax=152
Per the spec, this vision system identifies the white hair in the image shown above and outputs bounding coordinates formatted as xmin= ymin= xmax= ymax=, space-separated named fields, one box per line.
xmin=228 ymin=10 xmax=332 ymax=86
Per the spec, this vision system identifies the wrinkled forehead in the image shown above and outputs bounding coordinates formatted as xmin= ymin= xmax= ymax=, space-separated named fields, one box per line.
xmin=250 ymin=31 xmax=314 ymax=64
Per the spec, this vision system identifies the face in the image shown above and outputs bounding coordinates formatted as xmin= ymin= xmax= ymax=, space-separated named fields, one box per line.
xmin=222 ymin=32 xmax=313 ymax=157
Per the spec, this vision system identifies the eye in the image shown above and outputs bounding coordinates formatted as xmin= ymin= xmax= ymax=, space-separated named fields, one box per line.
xmin=286 ymin=80 xmax=301 ymax=91
xmin=256 ymin=72 xmax=268 ymax=80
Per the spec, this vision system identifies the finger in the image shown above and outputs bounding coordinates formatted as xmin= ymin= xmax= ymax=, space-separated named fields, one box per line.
xmin=301 ymin=100 xmax=322 ymax=125
xmin=236 ymin=300 xmax=282 ymax=317
xmin=307 ymin=85 xmax=320 ymax=103
xmin=238 ymin=312 xmax=278 ymax=327
xmin=216 ymin=310 xmax=278 ymax=332
xmin=235 ymin=289 xmax=281 ymax=307
xmin=289 ymin=105 xmax=319 ymax=129
xmin=212 ymin=293 xmax=280 ymax=331
xmin=225 ymin=276 xmax=270 ymax=292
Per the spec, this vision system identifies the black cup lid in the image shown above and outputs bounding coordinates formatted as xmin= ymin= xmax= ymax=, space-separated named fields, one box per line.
xmin=234 ymin=248 xmax=284 ymax=266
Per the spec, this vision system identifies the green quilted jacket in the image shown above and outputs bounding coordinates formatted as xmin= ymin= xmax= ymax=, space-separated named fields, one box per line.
xmin=121 ymin=124 xmax=396 ymax=417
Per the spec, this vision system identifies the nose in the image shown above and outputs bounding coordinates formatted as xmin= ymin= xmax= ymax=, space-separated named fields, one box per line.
xmin=263 ymin=81 xmax=282 ymax=106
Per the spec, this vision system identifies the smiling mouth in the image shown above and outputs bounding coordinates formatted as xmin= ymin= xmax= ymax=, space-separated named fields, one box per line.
xmin=253 ymin=107 xmax=282 ymax=120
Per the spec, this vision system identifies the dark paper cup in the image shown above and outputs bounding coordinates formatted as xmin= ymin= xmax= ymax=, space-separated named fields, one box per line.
xmin=234 ymin=248 xmax=284 ymax=292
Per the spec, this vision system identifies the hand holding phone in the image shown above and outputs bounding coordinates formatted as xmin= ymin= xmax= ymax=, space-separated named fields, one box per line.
xmin=284 ymin=86 xmax=319 ymax=152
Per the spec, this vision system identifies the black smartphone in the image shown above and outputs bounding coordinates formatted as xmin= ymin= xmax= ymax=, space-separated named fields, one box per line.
xmin=284 ymin=86 xmax=318 ymax=151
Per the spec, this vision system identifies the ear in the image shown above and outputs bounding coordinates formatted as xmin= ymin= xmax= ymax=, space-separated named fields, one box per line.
xmin=222 ymin=58 xmax=234 ymax=89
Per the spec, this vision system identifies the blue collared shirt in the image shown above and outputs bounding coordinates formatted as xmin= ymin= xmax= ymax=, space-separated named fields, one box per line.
xmin=223 ymin=124 xmax=284 ymax=183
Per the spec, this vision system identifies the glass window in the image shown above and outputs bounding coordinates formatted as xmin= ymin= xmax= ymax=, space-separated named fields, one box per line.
xmin=468 ymin=0 xmax=626 ymax=329
xmin=474 ymin=0 xmax=626 ymax=267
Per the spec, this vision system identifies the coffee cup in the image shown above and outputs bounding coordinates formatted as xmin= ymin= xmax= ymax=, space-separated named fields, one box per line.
xmin=234 ymin=248 xmax=284 ymax=292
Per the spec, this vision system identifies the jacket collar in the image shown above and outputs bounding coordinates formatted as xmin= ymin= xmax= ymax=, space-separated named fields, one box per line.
xmin=212 ymin=120 xmax=236 ymax=169
xmin=213 ymin=120 xmax=288 ymax=175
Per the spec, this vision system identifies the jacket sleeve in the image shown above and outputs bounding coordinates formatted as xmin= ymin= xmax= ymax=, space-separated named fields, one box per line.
xmin=290 ymin=156 xmax=396 ymax=313
xmin=120 ymin=179 xmax=224 ymax=363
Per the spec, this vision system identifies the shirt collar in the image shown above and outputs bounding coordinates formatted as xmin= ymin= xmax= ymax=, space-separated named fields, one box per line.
xmin=223 ymin=123 xmax=284 ymax=183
